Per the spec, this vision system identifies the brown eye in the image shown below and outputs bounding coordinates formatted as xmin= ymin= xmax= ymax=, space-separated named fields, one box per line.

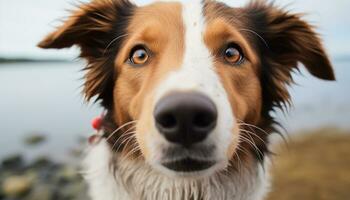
xmin=224 ymin=44 xmax=244 ymax=65
xmin=129 ymin=46 xmax=149 ymax=65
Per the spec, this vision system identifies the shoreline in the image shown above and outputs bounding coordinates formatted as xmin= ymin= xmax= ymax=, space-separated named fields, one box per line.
xmin=1 ymin=127 xmax=349 ymax=199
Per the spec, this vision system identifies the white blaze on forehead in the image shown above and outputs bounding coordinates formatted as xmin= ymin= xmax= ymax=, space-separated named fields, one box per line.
xmin=155 ymin=0 xmax=216 ymax=96
xmin=153 ymin=0 xmax=236 ymax=160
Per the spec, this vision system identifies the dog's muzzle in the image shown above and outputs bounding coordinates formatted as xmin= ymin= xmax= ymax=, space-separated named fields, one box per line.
xmin=154 ymin=92 xmax=218 ymax=172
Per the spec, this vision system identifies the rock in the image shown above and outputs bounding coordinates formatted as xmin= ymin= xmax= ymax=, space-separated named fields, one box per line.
xmin=58 ymin=181 xmax=87 ymax=200
xmin=29 ymin=157 xmax=52 ymax=169
xmin=24 ymin=184 xmax=52 ymax=200
xmin=54 ymin=166 xmax=80 ymax=185
xmin=37 ymin=168 xmax=54 ymax=183
xmin=1 ymin=154 xmax=24 ymax=170
xmin=26 ymin=157 xmax=53 ymax=182
xmin=24 ymin=134 xmax=46 ymax=146
xmin=2 ymin=175 xmax=34 ymax=197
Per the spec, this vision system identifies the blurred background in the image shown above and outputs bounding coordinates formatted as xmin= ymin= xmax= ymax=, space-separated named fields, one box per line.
xmin=0 ymin=0 xmax=349 ymax=199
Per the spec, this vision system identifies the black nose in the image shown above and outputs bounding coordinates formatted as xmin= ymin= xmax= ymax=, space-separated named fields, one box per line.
xmin=154 ymin=92 xmax=217 ymax=147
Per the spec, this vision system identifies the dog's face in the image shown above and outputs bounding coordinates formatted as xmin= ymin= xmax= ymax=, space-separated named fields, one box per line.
xmin=39 ymin=0 xmax=334 ymax=177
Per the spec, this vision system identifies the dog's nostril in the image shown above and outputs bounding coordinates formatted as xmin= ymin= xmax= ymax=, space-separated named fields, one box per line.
xmin=158 ymin=113 xmax=177 ymax=128
xmin=193 ymin=113 xmax=214 ymax=128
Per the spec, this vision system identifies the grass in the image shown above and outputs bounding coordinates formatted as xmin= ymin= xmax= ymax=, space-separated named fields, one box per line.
xmin=267 ymin=128 xmax=350 ymax=200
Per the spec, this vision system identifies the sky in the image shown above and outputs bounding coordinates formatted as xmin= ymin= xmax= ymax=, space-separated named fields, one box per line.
xmin=0 ymin=0 xmax=349 ymax=59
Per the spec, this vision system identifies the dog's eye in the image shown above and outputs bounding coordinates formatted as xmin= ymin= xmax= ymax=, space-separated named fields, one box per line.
xmin=129 ymin=46 xmax=149 ymax=65
xmin=224 ymin=44 xmax=244 ymax=65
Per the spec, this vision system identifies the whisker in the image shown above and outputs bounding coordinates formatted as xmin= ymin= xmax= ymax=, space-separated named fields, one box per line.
xmin=115 ymin=132 xmax=137 ymax=153
xmin=113 ymin=131 xmax=136 ymax=152
xmin=239 ymin=28 xmax=269 ymax=49
xmin=239 ymin=135 xmax=264 ymax=161
xmin=233 ymin=151 xmax=242 ymax=173
xmin=116 ymin=124 xmax=137 ymax=139
xmin=236 ymin=144 xmax=250 ymax=158
xmin=106 ymin=120 xmax=137 ymax=141
xmin=121 ymin=135 xmax=135 ymax=154
xmin=239 ymin=129 xmax=266 ymax=145
xmin=237 ymin=120 xmax=269 ymax=136
xmin=111 ymin=131 xmax=136 ymax=151
xmin=103 ymin=33 xmax=129 ymax=55
xmin=238 ymin=120 xmax=290 ymax=149
xmin=121 ymin=144 xmax=141 ymax=162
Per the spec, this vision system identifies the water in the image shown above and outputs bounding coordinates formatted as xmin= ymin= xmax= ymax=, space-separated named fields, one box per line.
xmin=0 ymin=62 xmax=101 ymax=161
xmin=279 ymin=60 xmax=350 ymax=132
xmin=0 ymin=60 xmax=349 ymax=161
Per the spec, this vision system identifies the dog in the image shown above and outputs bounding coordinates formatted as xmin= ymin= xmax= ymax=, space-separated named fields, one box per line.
xmin=38 ymin=0 xmax=335 ymax=199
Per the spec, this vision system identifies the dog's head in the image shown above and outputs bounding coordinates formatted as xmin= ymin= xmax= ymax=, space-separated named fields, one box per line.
xmin=39 ymin=0 xmax=334 ymax=177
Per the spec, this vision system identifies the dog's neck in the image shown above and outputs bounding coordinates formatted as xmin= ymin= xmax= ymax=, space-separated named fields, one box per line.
xmin=83 ymin=139 xmax=270 ymax=200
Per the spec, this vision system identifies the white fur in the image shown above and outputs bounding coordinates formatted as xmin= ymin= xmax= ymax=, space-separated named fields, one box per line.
xmin=82 ymin=1 xmax=270 ymax=199
xmin=83 ymin=139 xmax=270 ymax=200
xmin=82 ymin=139 xmax=130 ymax=200
xmin=147 ymin=0 xmax=237 ymax=177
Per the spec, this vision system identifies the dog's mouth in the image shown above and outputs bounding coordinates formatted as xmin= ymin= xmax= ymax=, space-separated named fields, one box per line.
xmin=161 ymin=158 xmax=216 ymax=172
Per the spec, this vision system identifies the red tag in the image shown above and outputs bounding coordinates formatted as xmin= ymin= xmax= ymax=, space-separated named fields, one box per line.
xmin=91 ymin=116 xmax=102 ymax=130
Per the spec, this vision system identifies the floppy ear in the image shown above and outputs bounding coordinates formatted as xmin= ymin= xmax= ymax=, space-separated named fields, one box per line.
xmin=38 ymin=0 xmax=134 ymax=50
xmin=243 ymin=1 xmax=335 ymax=109
xmin=38 ymin=0 xmax=134 ymax=107
xmin=245 ymin=1 xmax=335 ymax=81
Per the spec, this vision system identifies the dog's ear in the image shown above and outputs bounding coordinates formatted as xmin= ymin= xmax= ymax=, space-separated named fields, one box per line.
xmin=243 ymin=2 xmax=335 ymax=109
xmin=38 ymin=0 xmax=135 ymax=107
xmin=244 ymin=1 xmax=335 ymax=81
xmin=38 ymin=0 xmax=134 ymax=50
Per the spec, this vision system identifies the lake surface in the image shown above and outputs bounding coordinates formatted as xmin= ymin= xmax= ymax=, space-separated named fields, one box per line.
xmin=0 ymin=60 xmax=349 ymax=161
xmin=0 ymin=62 xmax=101 ymax=161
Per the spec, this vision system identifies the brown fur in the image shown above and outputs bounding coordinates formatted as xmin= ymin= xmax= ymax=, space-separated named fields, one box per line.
xmin=39 ymin=0 xmax=335 ymax=168
xmin=113 ymin=2 xmax=185 ymax=157
xmin=203 ymin=1 xmax=335 ymax=164
xmin=39 ymin=0 xmax=135 ymax=109
xmin=242 ymin=1 xmax=334 ymax=161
